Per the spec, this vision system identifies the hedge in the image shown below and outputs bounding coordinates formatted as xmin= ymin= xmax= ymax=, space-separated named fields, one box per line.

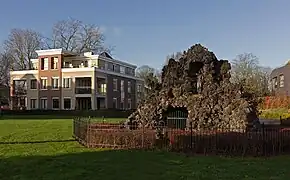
xmin=0 ymin=109 xmax=135 ymax=118
xmin=259 ymin=108 xmax=290 ymax=120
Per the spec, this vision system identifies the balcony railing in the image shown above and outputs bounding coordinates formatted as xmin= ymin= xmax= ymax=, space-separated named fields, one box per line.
xmin=61 ymin=63 xmax=136 ymax=77
xmin=75 ymin=87 xmax=92 ymax=94
xmin=97 ymin=88 xmax=106 ymax=96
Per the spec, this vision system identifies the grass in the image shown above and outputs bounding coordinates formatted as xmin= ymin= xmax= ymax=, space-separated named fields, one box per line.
xmin=0 ymin=116 xmax=290 ymax=179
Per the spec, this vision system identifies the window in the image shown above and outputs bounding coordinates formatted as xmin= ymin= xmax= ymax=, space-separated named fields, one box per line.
xmin=113 ymin=79 xmax=118 ymax=91
xmin=41 ymin=58 xmax=48 ymax=70
xmin=280 ymin=75 xmax=284 ymax=87
xmin=64 ymin=62 xmax=70 ymax=68
xmin=51 ymin=57 xmax=58 ymax=69
xmin=30 ymin=79 xmax=37 ymax=89
xmin=121 ymin=80 xmax=124 ymax=92
xmin=121 ymin=80 xmax=125 ymax=100
xmin=63 ymin=78 xmax=72 ymax=89
xmin=137 ymin=84 xmax=142 ymax=93
xmin=120 ymin=66 xmax=125 ymax=74
xmin=128 ymin=99 xmax=132 ymax=109
xmin=40 ymin=78 xmax=47 ymax=89
xmin=273 ymin=77 xmax=278 ymax=89
xmin=64 ymin=98 xmax=71 ymax=109
xmin=52 ymin=77 xmax=59 ymax=89
xmin=30 ymin=99 xmax=36 ymax=109
xmin=40 ymin=58 xmax=44 ymax=70
xmin=99 ymin=84 xmax=107 ymax=94
xmin=121 ymin=92 xmax=125 ymax=100
xmin=113 ymin=98 xmax=117 ymax=109
xmin=40 ymin=98 xmax=47 ymax=109
xmin=52 ymin=98 xmax=60 ymax=109
xmin=128 ymin=81 xmax=131 ymax=93
xmin=120 ymin=100 xmax=124 ymax=110
xmin=107 ymin=62 xmax=112 ymax=70
xmin=127 ymin=68 xmax=135 ymax=76
xmin=111 ymin=64 xmax=120 ymax=72
xmin=32 ymin=62 xmax=38 ymax=70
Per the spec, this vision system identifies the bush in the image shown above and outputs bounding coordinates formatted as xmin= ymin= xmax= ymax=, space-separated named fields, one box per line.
xmin=261 ymin=96 xmax=290 ymax=109
xmin=88 ymin=128 xmax=157 ymax=149
xmin=1 ymin=109 xmax=135 ymax=118
xmin=259 ymin=108 xmax=290 ymax=120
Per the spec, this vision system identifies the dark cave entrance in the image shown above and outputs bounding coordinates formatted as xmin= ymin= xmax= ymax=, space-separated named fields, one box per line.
xmin=188 ymin=61 xmax=204 ymax=94
xmin=165 ymin=106 xmax=188 ymax=129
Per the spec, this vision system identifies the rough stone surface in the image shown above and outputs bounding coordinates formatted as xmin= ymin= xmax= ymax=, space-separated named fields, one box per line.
xmin=128 ymin=44 xmax=259 ymax=130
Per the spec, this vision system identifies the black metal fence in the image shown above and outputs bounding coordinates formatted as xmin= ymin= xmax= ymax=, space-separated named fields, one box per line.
xmin=73 ymin=117 xmax=290 ymax=156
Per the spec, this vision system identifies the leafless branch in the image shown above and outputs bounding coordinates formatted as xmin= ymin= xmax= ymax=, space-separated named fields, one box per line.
xmin=0 ymin=52 xmax=12 ymax=86
xmin=230 ymin=53 xmax=272 ymax=96
xmin=3 ymin=28 xmax=43 ymax=70
xmin=49 ymin=18 xmax=112 ymax=54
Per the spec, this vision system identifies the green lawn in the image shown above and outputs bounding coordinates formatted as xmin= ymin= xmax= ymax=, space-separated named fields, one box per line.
xmin=0 ymin=117 xmax=290 ymax=180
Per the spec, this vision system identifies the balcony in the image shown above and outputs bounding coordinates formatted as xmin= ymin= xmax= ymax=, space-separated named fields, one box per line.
xmin=12 ymin=80 xmax=27 ymax=96
xmin=97 ymin=87 xmax=106 ymax=96
xmin=97 ymin=78 xmax=106 ymax=96
xmin=75 ymin=87 xmax=92 ymax=94
xmin=61 ymin=59 xmax=137 ymax=77
xmin=75 ymin=77 xmax=91 ymax=94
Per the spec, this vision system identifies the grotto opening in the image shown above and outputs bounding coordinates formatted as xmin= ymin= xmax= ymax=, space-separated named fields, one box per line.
xmin=128 ymin=44 xmax=259 ymax=130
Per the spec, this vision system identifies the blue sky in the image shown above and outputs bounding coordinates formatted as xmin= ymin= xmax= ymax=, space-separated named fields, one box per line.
xmin=0 ymin=0 xmax=290 ymax=70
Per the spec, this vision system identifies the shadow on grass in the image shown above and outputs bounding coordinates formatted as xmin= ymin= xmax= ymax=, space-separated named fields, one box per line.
xmin=0 ymin=150 xmax=290 ymax=180
xmin=0 ymin=139 xmax=75 ymax=145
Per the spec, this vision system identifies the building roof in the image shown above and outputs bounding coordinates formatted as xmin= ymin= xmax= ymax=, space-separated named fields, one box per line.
xmin=99 ymin=52 xmax=113 ymax=59
xmin=35 ymin=49 xmax=77 ymax=56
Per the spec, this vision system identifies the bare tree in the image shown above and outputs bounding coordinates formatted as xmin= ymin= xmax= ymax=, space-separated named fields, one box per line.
xmin=136 ymin=65 xmax=161 ymax=98
xmin=0 ymin=52 xmax=11 ymax=86
xmin=0 ymin=52 xmax=12 ymax=105
xmin=165 ymin=51 xmax=184 ymax=65
xmin=46 ymin=18 xmax=113 ymax=54
xmin=166 ymin=51 xmax=183 ymax=61
xmin=231 ymin=53 xmax=272 ymax=97
xmin=136 ymin=65 xmax=155 ymax=80
xmin=3 ymin=29 xmax=43 ymax=70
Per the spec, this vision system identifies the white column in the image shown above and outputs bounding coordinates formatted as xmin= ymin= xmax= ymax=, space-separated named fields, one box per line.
xmin=25 ymin=97 xmax=28 ymax=110
xmin=91 ymin=76 xmax=96 ymax=110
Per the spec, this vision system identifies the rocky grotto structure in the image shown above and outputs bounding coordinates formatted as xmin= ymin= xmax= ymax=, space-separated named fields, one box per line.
xmin=128 ymin=44 xmax=259 ymax=130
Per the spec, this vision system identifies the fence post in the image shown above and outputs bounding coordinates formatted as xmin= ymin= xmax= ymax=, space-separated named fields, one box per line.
xmin=86 ymin=116 xmax=91 ymax=148
xmin=77 ymin=117 xmax=80 ymax=141
xmin=72 ymin=117 xmax=75 ymax=138
xmin=190 ymin=122 xmax=193 ymax=150
xmin=262 ymin=123 xmax=265 ymax=156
